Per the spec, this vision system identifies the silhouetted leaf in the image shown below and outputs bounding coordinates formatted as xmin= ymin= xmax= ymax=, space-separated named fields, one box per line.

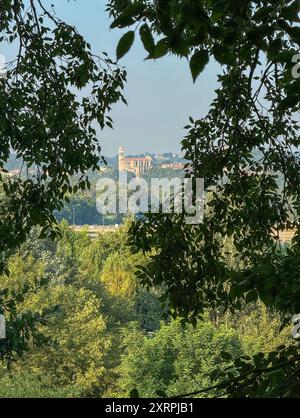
xmin=116 ymin=31 xmax=135 ymax=60
xmin=140 ymin=24 xmax=155 ymax=55
xmin=130 ymin=389 xmax=139 ymax=398
xmin=190 ymin=49 xmax=209 ymax=82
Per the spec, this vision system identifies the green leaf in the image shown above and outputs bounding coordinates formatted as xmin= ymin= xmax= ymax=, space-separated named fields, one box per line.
xmin=279 ymin=94 xmax=299 ymax=110
xmin=245 ymin=289 xmax=258 ymax=304
xmin=110 ymin=15 xmax=135 ymax=29
xmin=213 ymin=45 xmax=235 ymax=66
xmin=282 ymin=1 xmax=300 ymax=22
xmin=287 ymin=26 xmax=300 ymax=43
xmin=220 ymin=351 xmax=232 ymax=361
xmin=116 ymin=31 xmax=135 ymax=60
xmin=156 ymin=390 xmax=167 ymax=398
xmin=140 ymin=24 xmax=155 ymax=55
xmin=110 ymin=3 xmax=145 ymax=29
xmin=190 ymin=49 xmax=209 ymax=82
xmin=122 ymin=3 xmax=146 ymax=18
xmin=147 ymin=39 xmax=168 ymax=59
xmin=130 ymin=389 xmax=139 ymax=398
xmin=253 ymin=6 xmax=273 ymax=21
xmin=267 ymin=38 xmax=282 ymax=61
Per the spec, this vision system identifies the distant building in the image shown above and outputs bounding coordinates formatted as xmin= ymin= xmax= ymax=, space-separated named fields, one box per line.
xmin=99 ymin=166 xmax=112 ymax=172
xmin=118 ymin=146 xmax=152 ymax=177
xmin=160 ymin=163 xmax=185 ymax=170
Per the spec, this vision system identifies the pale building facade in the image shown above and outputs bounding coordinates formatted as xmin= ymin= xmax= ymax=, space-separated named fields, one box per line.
xmin=118 ymin=146 xmax=152 ymax=177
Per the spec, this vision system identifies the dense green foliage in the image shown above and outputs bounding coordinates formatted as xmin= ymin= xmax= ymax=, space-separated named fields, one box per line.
xmin=116 ymin=320 xmax=244 ymax=397
xmin=0 ymin=373 xmax=80 ymax=398
xmin=0 ymin=223 xmax=293 ymax=398
xmin=0 ymin=222 xmax=163 ymax=396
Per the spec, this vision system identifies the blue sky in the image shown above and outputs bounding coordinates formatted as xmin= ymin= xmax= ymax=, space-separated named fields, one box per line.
xmin=7 ymin=0 xmax=220 ymax=157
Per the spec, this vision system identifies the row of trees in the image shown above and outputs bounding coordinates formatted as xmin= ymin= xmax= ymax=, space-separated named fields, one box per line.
xmin=55 ymin=167 xmax=185 ymax=226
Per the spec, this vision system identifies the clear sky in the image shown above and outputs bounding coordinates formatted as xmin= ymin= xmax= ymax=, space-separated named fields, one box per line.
xmin=10 ymin=0 xmax=221 ymax=157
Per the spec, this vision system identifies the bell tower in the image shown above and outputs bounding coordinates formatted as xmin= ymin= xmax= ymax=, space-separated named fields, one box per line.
xmin=118 ymin=146 xmax=125 ymax=171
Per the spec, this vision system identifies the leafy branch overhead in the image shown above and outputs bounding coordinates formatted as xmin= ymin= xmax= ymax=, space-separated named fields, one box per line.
xmin=109 ymin=0 xmax=300 ymax=85
xmin=0 ymin=0 xmax=127 ymax=272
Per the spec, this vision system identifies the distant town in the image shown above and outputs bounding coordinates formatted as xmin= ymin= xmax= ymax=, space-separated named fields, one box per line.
xmin=117 ymin=146 xmax=185 ymax=177
xmin=4 ymin=148 xmax=187 ymax=177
